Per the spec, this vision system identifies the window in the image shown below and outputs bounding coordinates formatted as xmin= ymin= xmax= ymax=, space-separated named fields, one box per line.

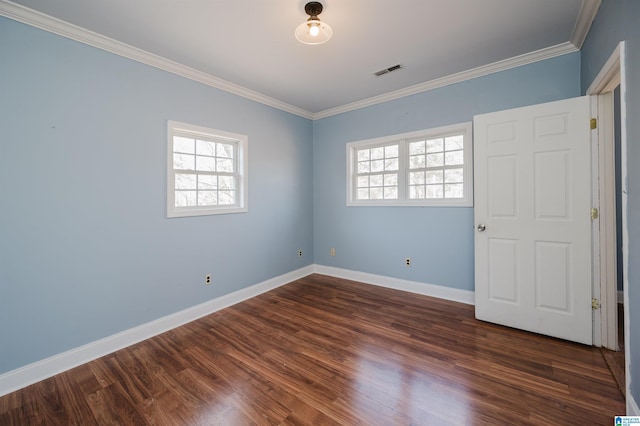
xmin=167 ymin=121 xmax=247 ymax=217
xmin=354 ymin=143 xmax=400 ymax=200
xmin=347 ymin=122 xmax=472 ymax=207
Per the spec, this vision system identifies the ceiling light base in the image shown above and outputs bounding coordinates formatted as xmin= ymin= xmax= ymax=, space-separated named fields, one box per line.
xmin=305 ymin=2 xmax=323 ymax=16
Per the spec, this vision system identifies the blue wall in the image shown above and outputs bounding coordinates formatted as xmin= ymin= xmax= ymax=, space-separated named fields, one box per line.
xmin=2 ymin=2 xmax=633 ymax=398
xmin=581 ymin=0 xmax=640 ymax=410
xmin=0 ymin=17 xmax=314 ymax=374
xmin=313 ymin=54 xmax=581 ymax=291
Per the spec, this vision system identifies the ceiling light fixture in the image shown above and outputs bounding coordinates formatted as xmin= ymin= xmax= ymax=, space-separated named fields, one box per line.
xmin=295 ymin=2 xmax=333 ymax=45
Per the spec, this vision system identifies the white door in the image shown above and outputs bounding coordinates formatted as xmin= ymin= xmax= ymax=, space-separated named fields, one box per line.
xmin=474 ymin=96 xmax=593 ymax=345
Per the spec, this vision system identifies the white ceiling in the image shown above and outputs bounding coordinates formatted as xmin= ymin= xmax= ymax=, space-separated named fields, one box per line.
xmin=2 ymin=0 xmax=598 ymax=118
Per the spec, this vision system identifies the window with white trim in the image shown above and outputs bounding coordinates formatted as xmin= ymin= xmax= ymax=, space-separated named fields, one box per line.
xmin=354 ymin=143 xmax=400 ymax=200
xmin=167 ymin=121 xmax=248 ymax=218
xmin=347 ymin=122 xmax=473 ymax=207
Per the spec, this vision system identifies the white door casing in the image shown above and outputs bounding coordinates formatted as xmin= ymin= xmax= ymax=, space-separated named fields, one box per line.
xmin=587 ymin=41 xmax=625 ymax=353
xmin=474 ymin=96 xmax=593 ymax=345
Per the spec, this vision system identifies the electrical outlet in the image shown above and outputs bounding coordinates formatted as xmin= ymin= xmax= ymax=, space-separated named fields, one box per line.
xmin=298 ymin=249 xmax=303 ymax=257
xmin=405 ymin=258 xmax=411 ymax=267
xmin=330 ymin=247 xmax=336 ymax=257
xmin=205 ymin=274 xmax=212 ymax=285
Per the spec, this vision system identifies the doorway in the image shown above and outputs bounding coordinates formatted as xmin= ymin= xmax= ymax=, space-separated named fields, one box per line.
xmin=587 ymin=41 xmax=629 ymax=402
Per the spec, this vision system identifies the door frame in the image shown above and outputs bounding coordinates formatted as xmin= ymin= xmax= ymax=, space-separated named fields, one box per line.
xmin=587 ymin=41 xmax=629 ymax=401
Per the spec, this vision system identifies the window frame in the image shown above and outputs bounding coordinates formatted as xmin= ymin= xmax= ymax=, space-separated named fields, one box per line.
xmin=346 ymin=122 xmax=473 ymax=207
xmin=167 ymin=120 xmax=248 ymax=218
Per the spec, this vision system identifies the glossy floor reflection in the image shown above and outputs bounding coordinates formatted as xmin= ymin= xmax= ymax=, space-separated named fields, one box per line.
xmin=0 ymin=274 xmax=625 ymax=424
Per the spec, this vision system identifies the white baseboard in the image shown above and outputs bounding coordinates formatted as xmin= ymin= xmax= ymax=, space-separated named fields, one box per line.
xmin=312 ymin=265 xmax=475 ymax=305
xmin=0 ymin=265 xmax=314 ymax=397
xmin=0 ymin=265 xmax=474 ymax=397
xmin=629 ymin=392 xmax=640 ymax=416
xmin=6 ymin=264 xmax=631 ymax=410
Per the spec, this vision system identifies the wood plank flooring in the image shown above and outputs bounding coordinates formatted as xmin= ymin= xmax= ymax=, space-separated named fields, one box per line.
xmin=601 ymin=303 xmax=626 ymax=396
xmin=0 ymin=274 xmax=625 ymax=425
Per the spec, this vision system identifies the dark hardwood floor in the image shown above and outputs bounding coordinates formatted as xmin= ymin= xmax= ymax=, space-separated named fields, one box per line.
xmin=0 ymin=274 xmax=625 ymax=425
xmin=601 ymin=303 xmax=626 ymax=396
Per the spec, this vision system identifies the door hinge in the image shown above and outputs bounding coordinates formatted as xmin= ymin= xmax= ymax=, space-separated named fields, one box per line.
xmin=592 ymin=298 xmax=601 ymax=310
xmin=590 ymin=118 xmax=597 ymax=130
xmin=591 ymin=207 xmax=599 ymax=220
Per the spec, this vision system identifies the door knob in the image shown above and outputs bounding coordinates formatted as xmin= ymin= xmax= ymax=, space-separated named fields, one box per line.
xmin=477 ymin=224 xmax=486 ymax=232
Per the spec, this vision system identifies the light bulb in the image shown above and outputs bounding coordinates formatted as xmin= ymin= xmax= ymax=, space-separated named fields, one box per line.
xmin=309 ymin=23 xmax=320 ymax=37
xmin=295 ymin=10 xmax=332 ymax=45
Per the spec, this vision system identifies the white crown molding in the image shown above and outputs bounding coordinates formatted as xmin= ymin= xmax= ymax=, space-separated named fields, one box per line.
xmin=313 ymin=265 xmax=475 ymax=305
xmin=0 ymin=0 xmax=591 ymax=122
xmin=0 ymin=0 xmax=313 ymax=120
xmin=312 ymin=42 xmax=579 ymax=120
xmin=0 ymin=265 xmax=314 ymax=397
xmin=571 ymin=0 xmax=601 ymax=49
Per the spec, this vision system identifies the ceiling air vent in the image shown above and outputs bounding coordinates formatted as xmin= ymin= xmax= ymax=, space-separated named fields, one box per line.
xmin=374 ymin=64 xmax=402 ymax=77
